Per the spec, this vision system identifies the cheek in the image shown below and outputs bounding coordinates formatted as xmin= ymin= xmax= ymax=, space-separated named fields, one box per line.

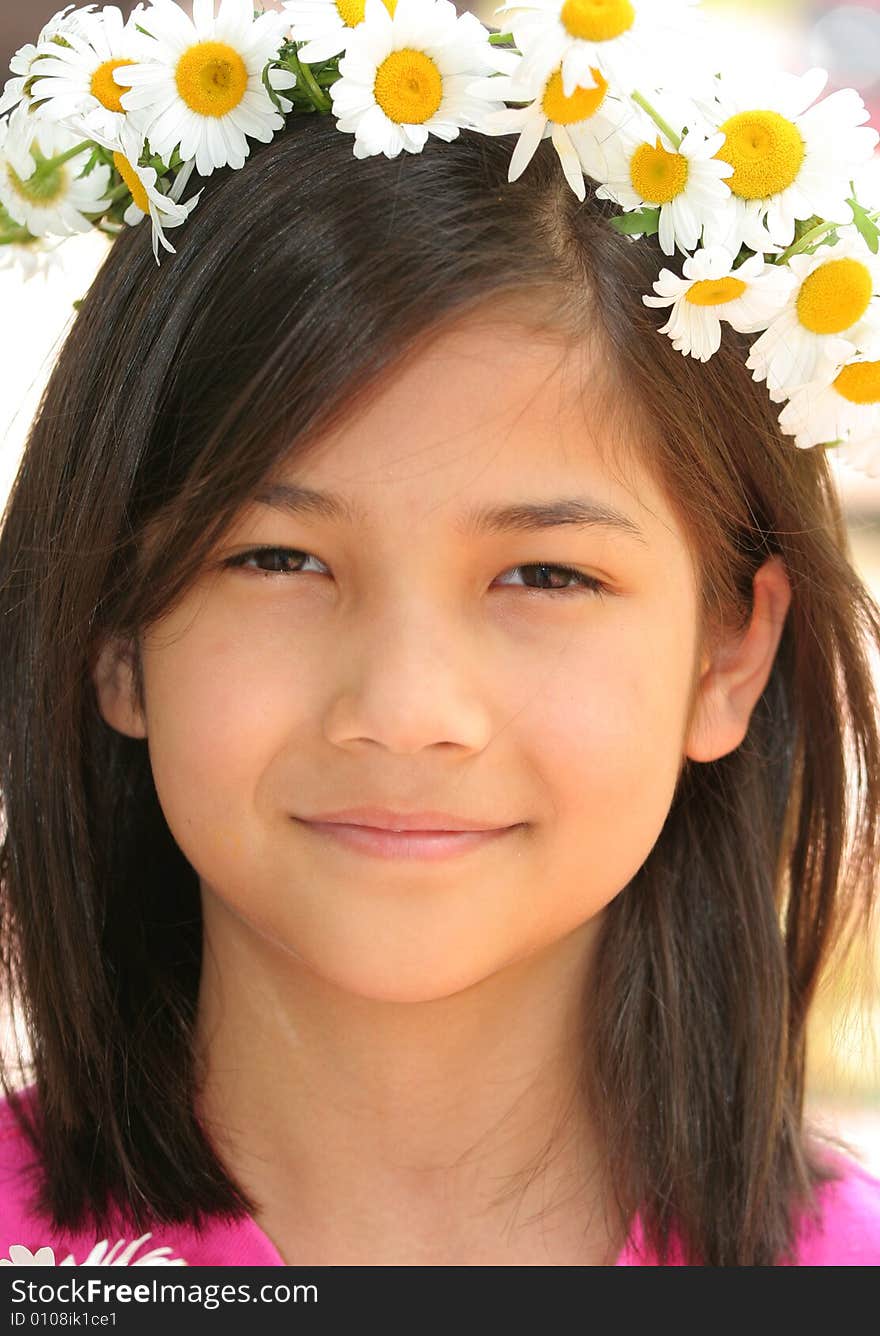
xmin=530 ymin=615 xmax=695 ymax=903
xmin=138 ymin=616 xmax=304 ymax=872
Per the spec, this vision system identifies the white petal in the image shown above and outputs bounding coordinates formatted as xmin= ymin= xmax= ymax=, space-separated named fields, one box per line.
xmin=658 ymin=205 xmax=677 ymax=257
xmin=550 ymin=124 xmax=585 ymax=201
xmin=507 ymin=111 xmax=546 ymax=182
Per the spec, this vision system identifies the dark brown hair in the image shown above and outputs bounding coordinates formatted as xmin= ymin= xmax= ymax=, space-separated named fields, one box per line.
xmin=1 ymin=108 xmax=878 ymax=1266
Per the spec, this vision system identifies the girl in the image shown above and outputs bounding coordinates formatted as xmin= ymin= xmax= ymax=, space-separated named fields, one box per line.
xmin=2 ymin=4 xmax=880 ymax=1268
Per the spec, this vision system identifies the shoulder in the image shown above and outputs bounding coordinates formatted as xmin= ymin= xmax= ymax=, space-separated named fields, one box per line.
xmin=0 ymin=1082 xmax=46 ymax=1251
xmin=0 ymin=1082 xmax=279 ymax=1266
xmin=617 ymin=1146 xmax=880 ymax=1266
xmin=0 ymin=1083 xmax=190 ymax=1266
xmin=789 ymin=1149 xmax=880 ymax=1265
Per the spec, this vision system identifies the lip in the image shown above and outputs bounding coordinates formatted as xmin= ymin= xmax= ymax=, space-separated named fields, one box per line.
xmin=299 ymin=820 xmax=515 ymax=862
xmin=299 ymin=807 xmax=511 ymax=833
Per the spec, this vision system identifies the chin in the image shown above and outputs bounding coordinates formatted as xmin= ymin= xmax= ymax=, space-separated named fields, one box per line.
xmin=291 ymin=935 xmax=519 ymax=1004
xmin=328 ymin=961 xmax=500 ymax=1004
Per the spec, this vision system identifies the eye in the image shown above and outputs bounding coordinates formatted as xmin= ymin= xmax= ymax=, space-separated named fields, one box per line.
xmin=224 ymin=547 xmax=323 ymax=577
xmin=223 ymin=548 xmax=611 ymax=599
xmin=495 ymin=562 xmax=610 ymax=598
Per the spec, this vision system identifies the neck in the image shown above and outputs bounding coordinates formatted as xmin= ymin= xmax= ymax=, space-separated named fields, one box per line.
xmin=193 ymin=890 xmax=626 ymax=1265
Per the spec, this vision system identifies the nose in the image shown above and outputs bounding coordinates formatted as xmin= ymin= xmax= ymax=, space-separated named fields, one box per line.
xmin=319 ymin=596 xmax=496 ymax=755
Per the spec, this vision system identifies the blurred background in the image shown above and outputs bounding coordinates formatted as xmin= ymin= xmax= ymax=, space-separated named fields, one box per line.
xmin=1 ymin=0 xmax=879 ymax=1177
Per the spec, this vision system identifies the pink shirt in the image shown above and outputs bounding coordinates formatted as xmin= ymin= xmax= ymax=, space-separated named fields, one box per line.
xmin=2 ymin=1084 xmax=879 ymax=1266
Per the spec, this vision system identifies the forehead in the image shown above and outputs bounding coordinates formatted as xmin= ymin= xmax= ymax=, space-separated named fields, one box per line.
xmin=262 ymin=313 xmax=683 ymax=553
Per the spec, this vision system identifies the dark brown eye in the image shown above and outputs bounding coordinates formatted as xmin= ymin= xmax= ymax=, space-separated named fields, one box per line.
xmin=496 ymin=563 xmax=609 ymax=598
xmin=224 ymin=548 xmax=318 ymax=575
xmin=224 ymin=549 xmax=609 ymax=598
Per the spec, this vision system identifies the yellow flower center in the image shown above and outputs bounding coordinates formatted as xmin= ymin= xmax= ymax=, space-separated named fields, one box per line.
xmin=90 ymin=57 xmax=137 ymax=113
xmin=685 ymin=276 xmax=748 ymax=306
xmin=113 ymin=151 xmax=150 ymax=214
xmin=833 ymin=360 xmax=880 ymax=404
xmin=796 ymin=257 xmax=874 ymax=334
xmin=714 ymin=110 xmax=805 ymax=200
xmin=542 ymin=64 xmax=608 ymax=124
xmin=175 ymin=41 xmax=248 ymax=118
xmin=6 ymin=159 xmax=66 ymax=205
xmin=630 ymin=136 xmax=689 ymax=204
xmin=560 ymin=0 xmax=635 ymax=43
xmin=373 ymin=48 xmax=442 ymax=124
xmin=335 ymin=0 xmax=396 ymax=24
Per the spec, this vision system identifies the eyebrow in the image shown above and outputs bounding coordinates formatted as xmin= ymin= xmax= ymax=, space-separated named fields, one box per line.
xmin=253 ymin=483 xmax=648 ymax=545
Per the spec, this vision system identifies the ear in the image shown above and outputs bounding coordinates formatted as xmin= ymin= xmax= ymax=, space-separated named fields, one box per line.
xmin=685 ymin=555 xmax=792 ymax=764
xmin=91 ymin=636 xmax=148 ymax=739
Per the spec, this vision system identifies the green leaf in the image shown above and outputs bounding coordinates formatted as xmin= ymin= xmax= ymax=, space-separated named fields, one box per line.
xmin=731 ymin=244 xmax=756 ymax=270
xmin=786 ymin=214 xmax=846 ymax=255
xmin=792 ymin=214 xmax=823 ymax=242
xmin=848 ymin=195 xmax=880 ymax=254
xmin=80 ymin=146 xmax=114 ymax=178
xmin=609 ymin=207 xmax=661 ymax=238
xmin=262 ymin=63 xmax=287 ymax=115
xmin=803 ymin=227 xmax=842 ymax=255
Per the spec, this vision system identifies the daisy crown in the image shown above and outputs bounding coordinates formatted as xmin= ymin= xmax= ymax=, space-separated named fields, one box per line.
xmin=2 ymin=0 xmax=880 ymax=474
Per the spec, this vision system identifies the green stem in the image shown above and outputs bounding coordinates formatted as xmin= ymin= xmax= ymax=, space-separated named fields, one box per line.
xmin=488 ymin=32 xmax=515 ymax=45
xmin=289 ymin=49 xmax=332 ymax=113
xmin=106 ymin=181 xmax=133 ymax=204
xmin=776 ymin=196 xmax=880 ymax=265
xmin=0 ymin=229 xmax=35 ymax=245
xmin=34 ymin=139 xmax=98 ymax=173
xmin=630 ymin=91 xmax=682 ymax=149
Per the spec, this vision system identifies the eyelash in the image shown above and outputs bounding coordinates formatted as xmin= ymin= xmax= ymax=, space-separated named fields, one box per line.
xmin=223 ymin=547 xmax=611 ymax=599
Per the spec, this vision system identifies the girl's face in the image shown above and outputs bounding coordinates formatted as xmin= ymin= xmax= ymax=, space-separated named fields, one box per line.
xmin=97 ymin=316 xmax=714 ymax=1003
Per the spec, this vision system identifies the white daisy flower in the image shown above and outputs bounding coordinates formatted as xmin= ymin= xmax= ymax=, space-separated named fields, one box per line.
xmin=88 ymin=120 xmax=203 ymax=263
xmin=118 ymin=156 xmax=202 ymax=264
xmin=0 ymin=105 xmax=47 ymax=184
xmin=643 ymin=243 xmax=797 ymax=362
xmin=697 ymin=65 xmax=879 ymax=253
xmin=112 ymin=0 xmax=296 ymax=180
xmin=20 ymin=4 xmax=154 ymax=147
xmin=0 ymin=202 xmax=67 ymax=280
xmin=469 ymin=56 xmax=631 ymax=202
xmin=281 ymin=0 xmax=397 ymax=66
xmin=746 ymin=229 xmax=880 ymax=403
xmin=0 ymin=40 xmax=49 ymax=122
xmin=0 ymin=6 xmax=107 ymax=176
xmin=0 ymin=113 xmax=112 ymax=237
xmin=0 ymin=1233 xmax=188 ymax=1266
xmin=0 ymin=5 xmax=96 ymax=120
xmin=492 ymin=0 xmax=703 ymax=99
xmin=594 ymin=115 xmax=735 ymax=256
xmin=777 ymin=329 xmax=880 ymax=471
xmin=329 ymin=0 xmax=516 ymax=161
xmin=850 ymin=152 xmax=880 ymax=213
